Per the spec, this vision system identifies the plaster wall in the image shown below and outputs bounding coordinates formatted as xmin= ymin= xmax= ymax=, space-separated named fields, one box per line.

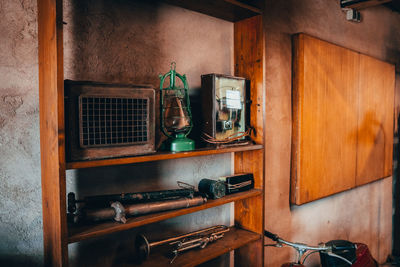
xmin=2 ymin=0 xmax=400 ymax=266
xmin=264 ymin=0 xmax=400 ymax=266
xmin=63 ymin=2 xmax=234 ymax=265
xmin=0 ymin=1 xmax=42 ymax=266
xmin=0 ymin=0 xmax=234 ymax=266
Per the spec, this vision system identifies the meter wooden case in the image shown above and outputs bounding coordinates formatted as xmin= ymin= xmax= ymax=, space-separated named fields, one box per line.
xmin=201 ymin=74 xmax=248 ymax=144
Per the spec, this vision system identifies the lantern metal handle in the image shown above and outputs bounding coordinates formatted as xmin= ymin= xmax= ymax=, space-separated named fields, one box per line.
xmin=159 ymin=62 xmax=193 ymax=139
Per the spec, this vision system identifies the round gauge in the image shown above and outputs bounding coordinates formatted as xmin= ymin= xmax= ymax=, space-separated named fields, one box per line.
xmin=198 ymin=179 xmax=226 ymax=199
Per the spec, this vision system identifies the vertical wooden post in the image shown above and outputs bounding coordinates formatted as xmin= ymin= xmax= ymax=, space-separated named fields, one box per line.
xmin=38 ymin=0 xmax=67 ymax=266
xmin=234 ymin=15 xmax=265 ymax=266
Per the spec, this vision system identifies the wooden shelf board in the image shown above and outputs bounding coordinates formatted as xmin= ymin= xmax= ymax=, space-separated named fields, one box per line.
xmin=131 ymin=227 xmax=261 ymax=267
xmin=68 ymin=189 xmax=262 ymax=243
xmin=163 ymin=0 xmax=262 ymax=22
xmin=66 ymin=144 xmax=263 ymax=170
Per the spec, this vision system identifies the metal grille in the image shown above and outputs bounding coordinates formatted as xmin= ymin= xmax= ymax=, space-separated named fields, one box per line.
xmin=79 ymin=96 xmax=149 ymax=147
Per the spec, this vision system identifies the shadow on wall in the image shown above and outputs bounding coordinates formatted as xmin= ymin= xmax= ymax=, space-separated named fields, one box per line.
xmin=387 ymin=16 xmax=400 ymax=259
xmin=385 ymin=24 xmax=400 ymax=73
xmin=65 ymin=0 xmax=166 ymax=85
xmin=392 ymin=97 xmax=400 ymax=257
xmin=0 ymin=256 xmax=41 ymax=267
xmin=351 ymin=111 xmax=386 ymax=179
xmin=64 ymin=0 xmax=167 ymax=145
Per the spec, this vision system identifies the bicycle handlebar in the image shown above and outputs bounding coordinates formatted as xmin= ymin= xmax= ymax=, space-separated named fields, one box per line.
xmin=264 ymin=230 xmax=279 ymax=242
xmin=264 ymin=230 xmax=355 ymax=266
xmin=264 ymin=230 xmax=329 ymax=251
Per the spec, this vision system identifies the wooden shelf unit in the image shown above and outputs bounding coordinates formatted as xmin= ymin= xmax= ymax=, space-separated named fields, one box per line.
xmin=38 ymin=0 xmax=265 ymax=266
xmin=66 ymin=144 xmax=263 ymax=169
xmin=68 ymin=189 xmax=262 ymax=243
xmin=131 ymin=227 xmax=261 ymax=267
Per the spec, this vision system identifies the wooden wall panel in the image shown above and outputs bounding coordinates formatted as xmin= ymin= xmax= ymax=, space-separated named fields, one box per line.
xmin=356 ymin=55 xmax=395 ymax=185
xmin=291 ymin=34 xmax=360 ymax=205
xmin=292 ymin=33 xmax=395 ymax=205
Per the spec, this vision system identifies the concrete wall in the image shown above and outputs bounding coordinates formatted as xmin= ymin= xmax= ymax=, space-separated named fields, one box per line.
xmin=2 ymin=0 xmax=400 ymax=266
xmin=64 ymin=2 xmax=234 ymax=265
xmin=0 ymin=0 xmax=234 ymax=266
xmin=264 ymin=0 xmax=400 ymax=266
xmin=0 ymin=1 xmax=42 ymax=266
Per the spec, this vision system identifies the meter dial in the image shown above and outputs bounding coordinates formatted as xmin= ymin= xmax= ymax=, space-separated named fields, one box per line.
xmin=198 ymin=179 xmax=226 ymax=199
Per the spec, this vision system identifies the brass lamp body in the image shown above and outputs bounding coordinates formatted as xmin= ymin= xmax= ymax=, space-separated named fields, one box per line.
xmin=159 ymin=63 xmax=195 ymax=152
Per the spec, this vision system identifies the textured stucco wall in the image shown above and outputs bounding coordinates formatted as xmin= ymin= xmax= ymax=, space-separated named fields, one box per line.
xmin=63 ymin=0 xmax=233 ymax=88
xmin=2 ymin=0 xmax=400 ymax=266
xmin=264 ymin=0 xmax=400 ymax=266
xmin=1 ymin=0 xmax=234 ymax=266
xmin=0 ymin=0 xmax=43 ymax=266
xmin=63 ymin=2 xmax=234 ymax=266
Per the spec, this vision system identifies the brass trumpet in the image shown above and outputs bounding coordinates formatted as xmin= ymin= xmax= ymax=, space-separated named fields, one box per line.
xmin=135 ymin=225 xmax=230 ymax=263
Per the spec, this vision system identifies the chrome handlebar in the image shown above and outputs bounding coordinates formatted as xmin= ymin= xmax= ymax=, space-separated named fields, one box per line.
xmin=264 ymin=230 xmax=354 ymax=266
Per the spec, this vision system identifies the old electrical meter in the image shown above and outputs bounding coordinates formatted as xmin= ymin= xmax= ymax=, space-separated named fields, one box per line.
xmin=201 ymin=74 xmax=248 ymax=144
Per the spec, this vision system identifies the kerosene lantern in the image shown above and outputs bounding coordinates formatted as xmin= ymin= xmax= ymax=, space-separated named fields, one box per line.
xmin=159 ymin=62 xmax=195 ymax=152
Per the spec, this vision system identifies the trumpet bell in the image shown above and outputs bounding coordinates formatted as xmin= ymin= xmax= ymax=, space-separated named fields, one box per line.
xmin=135 ymin=234 xmax=151 ymax=263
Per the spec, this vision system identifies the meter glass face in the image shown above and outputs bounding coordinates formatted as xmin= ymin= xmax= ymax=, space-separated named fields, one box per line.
xmin=211 ymin=181 xmax=226 ymax=199
xmin=214 ymin=77 xmax=246 ymax=140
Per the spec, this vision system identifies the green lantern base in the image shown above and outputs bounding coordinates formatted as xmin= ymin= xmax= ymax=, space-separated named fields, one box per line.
xmin=163 ymin=133 xmax=195 ymax=152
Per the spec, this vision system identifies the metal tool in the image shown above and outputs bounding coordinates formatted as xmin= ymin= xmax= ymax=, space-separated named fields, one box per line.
xmin=67 ymin=188 xmax=195 ymax=213
xmin=69 ymin=196 xmax=206 ymax=224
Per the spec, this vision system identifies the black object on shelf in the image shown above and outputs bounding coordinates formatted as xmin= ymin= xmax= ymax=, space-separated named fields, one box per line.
xmin=219 ymin=173 xmax=254 ymax=194
xmin=198 ymin=178 xmax=226 ymax=199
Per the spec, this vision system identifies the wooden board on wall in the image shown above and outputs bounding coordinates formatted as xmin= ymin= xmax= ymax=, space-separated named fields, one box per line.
xmin=356 ymin=54 xmax=395 ymax=185
xmin=291 ymin=33 xmax=395 ymax=205
xmin=291 ymin=34 xmax=360 ymax=205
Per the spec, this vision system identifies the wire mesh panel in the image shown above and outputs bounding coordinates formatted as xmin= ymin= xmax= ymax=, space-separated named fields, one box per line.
xmin=79 ymin=96 xmax=149 ymax=147
xmin=65 ymin=81 xmax=155 ymax=161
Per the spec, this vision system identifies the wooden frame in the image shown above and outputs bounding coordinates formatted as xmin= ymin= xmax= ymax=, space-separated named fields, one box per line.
xmin=64 ymin=81 xmax=156 ymax=161
xmin=38 ymin=1 xmax=265 ymax=266
xmin=38 ymin=0 xmax=67 ymax=266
